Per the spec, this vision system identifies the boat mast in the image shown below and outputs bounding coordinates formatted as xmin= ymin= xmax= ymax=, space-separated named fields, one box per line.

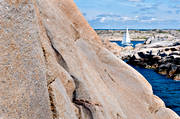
xmin=126 ymin=28 xmax=131 ymax=43
xmin=122 ymin=27 xmax=131 ymax=45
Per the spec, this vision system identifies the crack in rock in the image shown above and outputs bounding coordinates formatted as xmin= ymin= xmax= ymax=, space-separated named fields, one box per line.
xmin=48 ymin=86 xmax=59 ymax=119
xmin=71 ymin=75 xmax=93 ymax=119
xmin=44 ymin=27 xmax=69 ymax=72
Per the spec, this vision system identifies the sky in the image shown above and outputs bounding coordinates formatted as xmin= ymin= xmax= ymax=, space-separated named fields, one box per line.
xmin=74 ymin=0 xmax=180 ymax=29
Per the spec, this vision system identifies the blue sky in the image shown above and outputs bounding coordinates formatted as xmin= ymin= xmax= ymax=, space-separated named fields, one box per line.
xmin=74 ymin=0 xmax=180 ymax=29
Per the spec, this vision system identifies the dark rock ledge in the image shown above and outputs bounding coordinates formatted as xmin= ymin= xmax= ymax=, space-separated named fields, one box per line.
xmin=125 ymin=37 xmax=180 ymax=80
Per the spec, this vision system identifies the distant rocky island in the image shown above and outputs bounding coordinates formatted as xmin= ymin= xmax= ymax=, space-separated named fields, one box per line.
xmin=96 ymin=29 xmax=180 ymax=80
xmin=96 ymin=29 xmax=180 ymax=41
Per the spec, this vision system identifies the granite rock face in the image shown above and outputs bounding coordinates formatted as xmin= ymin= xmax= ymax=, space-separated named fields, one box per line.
xmin=0 ymin=0 xmax=179 ymax=119
xmin=101 ymin=39 xmax=124 ymax=57
xmin=0 ymin=1 xmax=52 ymax=118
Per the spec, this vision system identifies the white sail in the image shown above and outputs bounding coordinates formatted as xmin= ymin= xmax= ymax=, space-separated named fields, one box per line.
xmin=122 ymin=28 xmax=131 ymax=45
xmin=126 ymin=28 xmax=131 ymax=43
xmin=122 ymin=33 xmax=126 ymax=44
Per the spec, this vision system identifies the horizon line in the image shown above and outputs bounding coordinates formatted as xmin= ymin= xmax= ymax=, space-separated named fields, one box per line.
xmin=94 ymin=29 xmax=180 ymax=30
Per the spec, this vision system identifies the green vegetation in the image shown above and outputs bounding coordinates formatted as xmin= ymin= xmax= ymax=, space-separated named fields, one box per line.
xmin=157 ymin=30 xmax=167 ymax=33
xmin=136 ymin=36 xmax=147 ymax=39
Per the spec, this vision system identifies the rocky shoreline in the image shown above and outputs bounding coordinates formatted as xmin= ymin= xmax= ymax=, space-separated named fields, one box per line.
xmin=126 ymin=37 xmax=180 ymax=80
xmin=96 ymin=29 xmax=180 ymax=41
xmin=97 ymin=30 xmax=180 ymax=80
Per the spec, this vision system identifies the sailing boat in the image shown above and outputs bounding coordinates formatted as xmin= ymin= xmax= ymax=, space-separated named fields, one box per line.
xmin=122 ymin=28 xmax=132 ymax=46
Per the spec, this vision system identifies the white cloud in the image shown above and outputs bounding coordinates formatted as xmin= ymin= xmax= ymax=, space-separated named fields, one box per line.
xmin=100 ymin=17 xmax=106 ymax=23
xmin=140 ymin=17 xmax=159 ymax=22
xmin=95 ymin=14 xmax=139 ymax=22
xmin=121 ymin=16 xmax=139 ymax=21
xmin=91 ymin=13 xmax=166 ymax=24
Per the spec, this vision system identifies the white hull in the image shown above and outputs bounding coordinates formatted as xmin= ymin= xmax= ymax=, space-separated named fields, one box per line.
xmin=121 ymin=42 xmax=133 ymax=46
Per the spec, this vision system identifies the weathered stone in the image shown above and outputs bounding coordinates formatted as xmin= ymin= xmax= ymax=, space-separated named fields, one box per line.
xmin=48 ymin=78 xmax=78 ymax=119
xmin=0 ymin=1 xmax=53 ymax=119
xmin=153 ymin=55 xmax=162 ymax=60
xmin=156 ymin=107 xmax=179 ymax=119
xmin=174 ymin=74 xmax=180 ymax=81
xmin=168 ymin=64 xmax=178 ymax=77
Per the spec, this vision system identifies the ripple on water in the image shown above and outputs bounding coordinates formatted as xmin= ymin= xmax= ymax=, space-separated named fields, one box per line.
xmin=131 ymin=65 xmax=180 ymax=116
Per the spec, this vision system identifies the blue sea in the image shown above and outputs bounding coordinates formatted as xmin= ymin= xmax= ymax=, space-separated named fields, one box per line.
xmin=132 ymin=66 xmax=180 ymax=115
xmin=111 ymin=41 xmax=144 ymax=48
xmin=113 ymin=41 xmax=180 ymax=115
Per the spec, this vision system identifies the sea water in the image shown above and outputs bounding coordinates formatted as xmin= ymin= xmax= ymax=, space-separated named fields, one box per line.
xmin=132 ymin=66 xmax=180 ymax=115
xmin=111 ymin=41 xmax=144 ymax=48
xmin=113 ymin=41 xmax=180 ymax=115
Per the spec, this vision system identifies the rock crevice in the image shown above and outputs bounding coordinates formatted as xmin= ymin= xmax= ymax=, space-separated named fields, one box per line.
xmin=44 ymin=27 xmax=69 ymax=72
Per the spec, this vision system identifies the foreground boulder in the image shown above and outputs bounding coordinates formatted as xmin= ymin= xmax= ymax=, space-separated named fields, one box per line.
xmin=0 ymin=0 xmax=179 ymax=119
